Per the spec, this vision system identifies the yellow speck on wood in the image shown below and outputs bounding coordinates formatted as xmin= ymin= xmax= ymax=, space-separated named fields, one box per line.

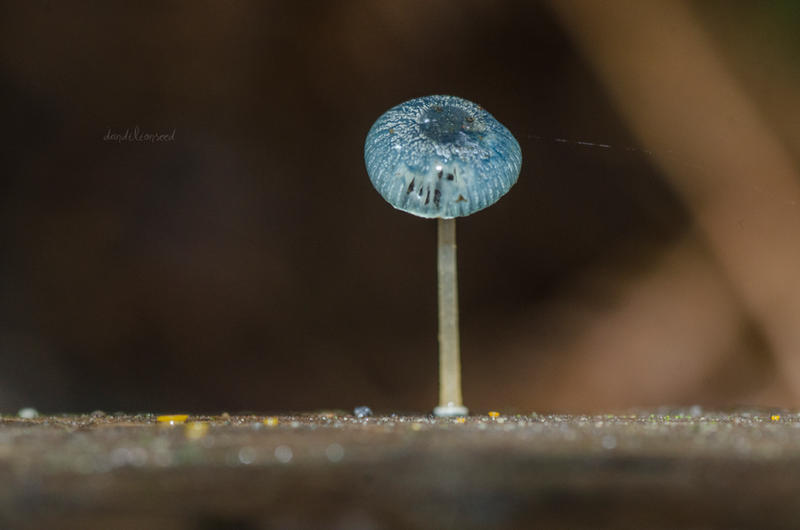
xmin=185 ymin=422 xmax=209 ymax=439
xmin=771 ymin=414 xmax=781 ymax=421
xmin=455 ymin=417 xmax=466 ymax=424
xmin=157 ymin=414 xmax=189 ymax=425
xmin=264 ymin=417 xmax=279 ymax=427
xmin=488 ymin=411 xmax=500 ymax=419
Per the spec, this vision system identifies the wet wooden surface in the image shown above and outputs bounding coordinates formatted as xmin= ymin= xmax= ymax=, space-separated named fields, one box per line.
xmin=1 ymin=409 xmax=799 ymax=529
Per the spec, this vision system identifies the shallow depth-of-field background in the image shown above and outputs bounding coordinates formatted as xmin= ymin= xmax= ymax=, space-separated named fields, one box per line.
xmin=3 ymin=1 xmax=800 ymax=414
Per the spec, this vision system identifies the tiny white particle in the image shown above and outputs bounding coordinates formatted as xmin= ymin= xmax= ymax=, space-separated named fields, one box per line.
xmin=18 ymin=407 xmax=38 ymax=419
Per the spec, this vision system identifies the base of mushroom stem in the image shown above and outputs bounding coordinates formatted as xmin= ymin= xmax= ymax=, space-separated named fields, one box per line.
xmin=433 ymin=403 xmax=469 ymax=417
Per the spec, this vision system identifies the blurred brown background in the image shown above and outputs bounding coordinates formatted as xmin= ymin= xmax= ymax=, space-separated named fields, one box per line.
xmin=2 ymin=0 xmax=800 ymax=414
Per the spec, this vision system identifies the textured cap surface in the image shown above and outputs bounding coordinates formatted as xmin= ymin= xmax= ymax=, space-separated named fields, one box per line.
xmin=364 ymin=95 xmax=522 ymax=219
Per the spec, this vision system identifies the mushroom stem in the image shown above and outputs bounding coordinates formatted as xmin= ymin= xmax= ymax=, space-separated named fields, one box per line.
xmin=435 ymin=218 xmax=468 ymax=417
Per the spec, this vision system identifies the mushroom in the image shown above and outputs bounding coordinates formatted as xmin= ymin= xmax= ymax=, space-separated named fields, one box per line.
xmin=364 ymin=95 xmax=522 ymax=417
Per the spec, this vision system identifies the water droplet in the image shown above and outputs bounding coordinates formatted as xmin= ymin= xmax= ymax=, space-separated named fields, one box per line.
xmin=601 ymin=435 xmax=617 ymax=450
xmin=238 ymin=447 xmax=256 ymax=465
xmin=353 ymin=406 xmax=373 ymax=419
xmin=325 ymin=443 xmax=344 ymax=463
xmin=274 ymin=445 xmax=293 ymax=463
xmin=110 ymin=447 xmax=132 ymax=467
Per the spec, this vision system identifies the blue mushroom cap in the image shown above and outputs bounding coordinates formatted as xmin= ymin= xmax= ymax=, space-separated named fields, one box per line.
xmin=364 ymin=95 xmax=522 ymax=219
